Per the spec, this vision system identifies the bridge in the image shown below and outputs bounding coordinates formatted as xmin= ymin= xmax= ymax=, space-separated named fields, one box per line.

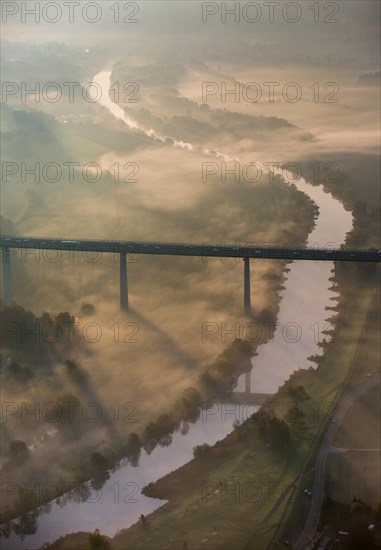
xmin=1 ymin=236 xmax=380 ymax=314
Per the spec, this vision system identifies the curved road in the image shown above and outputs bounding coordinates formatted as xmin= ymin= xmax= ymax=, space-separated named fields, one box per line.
xmin=294 ymin=372 xmax=381 ymax=550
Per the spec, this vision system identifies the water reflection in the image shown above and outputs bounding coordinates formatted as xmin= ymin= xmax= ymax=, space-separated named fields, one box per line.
xmin=1 ymin=68 xmax=353 ymax=550
xmin=1 ymin=410 xmax=237 ymax=549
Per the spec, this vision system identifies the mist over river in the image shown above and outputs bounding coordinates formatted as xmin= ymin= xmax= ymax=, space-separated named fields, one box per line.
xmin=2 ymin=69 xmax=353 ymax=550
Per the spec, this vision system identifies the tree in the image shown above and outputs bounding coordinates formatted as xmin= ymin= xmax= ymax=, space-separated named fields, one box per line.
xmin=352 ymin=200 xmax=367 ymax=219
xmin=88 ymin=529 xmax=111 ymax=549
xmin=2 ymin=362 xmax=34 ymax=391
xmin=91 ymin=452 xmax=107 ymax=468
xmin=7 ymin=440 xmax=30 ymax=466
xmin=286 ymin=384 xmax=310 ymax=402
xmin=90 ymin=452 xmax=110 ymax=491
xmin=173 ymin=387 xmax=202 ymax=423
xmin=258 ymin=308 xmax=276 ymax=324
xmin=122 ymin=432 xmax=141 ymax=466
xmin=193 ymin=443 xmax=211 ymax=458
xmin=54 ymin=393 xmax=82 ymax=432
xmin=258 ymin=416 xmax=291 ymax=449
xmin=81 ymin=303 xmax=96 ymax=316
xmin=267 ymin=418 xmax=291 ymax=448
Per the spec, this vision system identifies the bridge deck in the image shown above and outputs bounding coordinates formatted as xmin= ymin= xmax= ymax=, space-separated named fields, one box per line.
xmin=1 ymin=236 xmax=380 ymax=262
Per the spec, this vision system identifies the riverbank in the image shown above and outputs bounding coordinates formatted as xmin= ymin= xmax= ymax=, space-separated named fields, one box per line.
xmin=39 ymin=156 xmax=380 ymax=550
xmin=41 ymin=282 xmax=378 ymax=550
xmin=2 ymin=59 xmax=379 ymax=549
xmin=103 ymin=267 xmax=380 ymax=550
xmin=0 ymin=72 xmax=320 ymax=547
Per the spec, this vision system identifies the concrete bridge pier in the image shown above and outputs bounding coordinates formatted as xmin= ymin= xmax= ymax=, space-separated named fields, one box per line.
xmin=245 ymin=371 xmax=251 ymax=393
xmin=244 ymin=257 xmax=251 ymax=317
xmin=120 ymin=252 xmax=129 ymax=311
xmin=2 ymin=247 xmax=13 ymax=306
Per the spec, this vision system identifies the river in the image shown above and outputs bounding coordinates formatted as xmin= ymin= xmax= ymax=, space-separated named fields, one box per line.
xmin=1 ymin=70 xmax=353 ymax=550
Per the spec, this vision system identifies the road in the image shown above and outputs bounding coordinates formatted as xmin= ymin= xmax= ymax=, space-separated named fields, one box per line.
xmin=1 ymin=236 xmax=381 ymax=262
xmin=293 ymin=372 xmax=381 ymax=550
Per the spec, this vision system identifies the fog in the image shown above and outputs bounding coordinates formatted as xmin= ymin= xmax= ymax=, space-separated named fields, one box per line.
xmin=0 ymin=0 xmax=379 ymax=543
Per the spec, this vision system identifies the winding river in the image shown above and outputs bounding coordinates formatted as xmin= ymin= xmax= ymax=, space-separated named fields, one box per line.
xmin=2 ymin=70 xmax=353 ymax=550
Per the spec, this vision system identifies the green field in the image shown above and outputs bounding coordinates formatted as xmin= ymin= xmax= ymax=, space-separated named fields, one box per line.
xmin=327 ymin=451 xmax=381 ymax=505
xmin=333 ymin=384 xmax=381 ymax=450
